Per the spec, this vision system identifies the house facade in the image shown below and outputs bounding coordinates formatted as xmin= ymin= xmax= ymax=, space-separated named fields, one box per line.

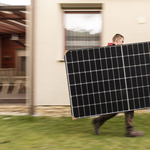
xmin=30 ymin=0 xmax=150 ymax=106
xmin=0 ymin=0 xmax=150 ymax=115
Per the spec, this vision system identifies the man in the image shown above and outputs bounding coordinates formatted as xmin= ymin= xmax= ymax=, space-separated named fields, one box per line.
xmin=107 ymin=34 xmax=124 ymax=46
xmin=93 ymin=34 xmax=144 ymax=137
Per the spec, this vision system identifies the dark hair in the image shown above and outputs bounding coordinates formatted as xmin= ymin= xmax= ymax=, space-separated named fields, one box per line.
xmin=112 ymin=34 xmax=124 ymax=42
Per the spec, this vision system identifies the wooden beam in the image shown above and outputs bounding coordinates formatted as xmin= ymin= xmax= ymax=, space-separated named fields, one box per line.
xmin=0 ymin=6 xmax=25 ymax=11
xmin=18 ymin=33 xmax=26 ymax=37
xmin=0 ymin=18 xmax=24 ymax=20
xmin=0 ymin=26 xmax=23 ymax=33
xmin=0 ymin=33 xmax=25 ymax=38
xmin=0 ymin=12 xmax=25 ymax=20
xmin=13 ymin=40 xmax=26 ymax=47
xmin=13 ymin=20 xmax=26 ymax=25
xmin=12 ymin=11 xmax=26 ymax=18
xmin=0 ymin=99 xmax=26 ymax=104
xmin=0 ymin=20 xmax=25 ymax=30
xmin=0 ymin=29 xmax=11 ymax=34
xmin=0 ymin=22 xmax=25 ymax=33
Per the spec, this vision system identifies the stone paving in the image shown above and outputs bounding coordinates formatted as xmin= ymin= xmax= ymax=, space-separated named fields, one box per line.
xmin=0 ymin=106 xmax=150 ymax=117
xmin=0 ymin=94 xmax=150 ymax=117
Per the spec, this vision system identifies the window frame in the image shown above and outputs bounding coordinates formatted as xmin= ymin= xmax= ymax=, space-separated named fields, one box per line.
xmin=63 ymin=11 xmax=102 ymax=52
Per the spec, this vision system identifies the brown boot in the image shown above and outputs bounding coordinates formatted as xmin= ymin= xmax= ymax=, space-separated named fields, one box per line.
xmin=126 ymin=131 xmax=144 ymax=137
xmin=92 ymin=114 xmax=117 ymax=135
xmin=92 ymin=118 xmax=102 ymax=135
xmin=126 ymin=127 xmax=144 ymax=137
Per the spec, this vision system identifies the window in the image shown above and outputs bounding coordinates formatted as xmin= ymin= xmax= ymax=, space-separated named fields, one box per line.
xmin=16 ymin=49 xmax=26 ymax=76
xmin=64 ymin=12 xmax=102 ymax=50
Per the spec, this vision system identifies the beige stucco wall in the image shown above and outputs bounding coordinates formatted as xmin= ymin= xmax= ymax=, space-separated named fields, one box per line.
xmin=32 ymin=0 xmax=150 ymax=105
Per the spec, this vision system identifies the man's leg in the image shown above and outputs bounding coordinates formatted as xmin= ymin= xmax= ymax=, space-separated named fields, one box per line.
xmin=93 ymin=113 xmax=118 ymax=135
xmin=125 ymin=111 xmax=143 ymax=137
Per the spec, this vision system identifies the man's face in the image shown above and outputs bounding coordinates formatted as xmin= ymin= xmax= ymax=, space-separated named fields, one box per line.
xmin=116 ymin=37 xmax=124 ymax=45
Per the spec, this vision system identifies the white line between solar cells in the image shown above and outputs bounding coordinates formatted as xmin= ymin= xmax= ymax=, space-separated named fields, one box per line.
xmin=76 ymin=50 xmax=86 ymax=117
xmin=70 ymin=51 xmax=80 ymax=117
xmin=81 ymin=50 xmax=92 ymax=116
xmin=120 ymin=45 xmax=130 ymax=110
xmin=137 ymin=43 xmax=146 ymax=107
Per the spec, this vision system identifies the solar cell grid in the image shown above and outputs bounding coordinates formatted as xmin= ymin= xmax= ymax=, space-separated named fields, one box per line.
xmin=65 ymin=42 xmax=150 ymax=118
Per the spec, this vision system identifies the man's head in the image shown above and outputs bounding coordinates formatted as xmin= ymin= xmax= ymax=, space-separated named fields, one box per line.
xmin=112 ymin=34 xmax=124 ymax=45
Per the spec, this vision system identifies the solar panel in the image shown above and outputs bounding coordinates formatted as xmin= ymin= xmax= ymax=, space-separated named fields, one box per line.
xmin=65 ymin=42 xmax=150 ymax=119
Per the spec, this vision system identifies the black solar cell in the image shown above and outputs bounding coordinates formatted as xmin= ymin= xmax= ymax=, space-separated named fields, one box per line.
xmin=65 ymin=42 xmax=150 ymax=118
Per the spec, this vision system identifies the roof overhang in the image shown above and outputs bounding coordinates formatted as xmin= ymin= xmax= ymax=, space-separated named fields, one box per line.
xmin=0 ymin=5 xmax=26 ymax=38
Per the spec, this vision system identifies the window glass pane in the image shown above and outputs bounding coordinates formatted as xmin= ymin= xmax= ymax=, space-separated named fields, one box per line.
xmin=64 ymin=12 xmax=102 ymax=50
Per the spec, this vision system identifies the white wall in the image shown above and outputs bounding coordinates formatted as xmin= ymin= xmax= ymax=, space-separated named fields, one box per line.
xmin=103 ymin=0 xmax=150 ymax=44
xmin=33 ymin=0 xmax=150 ymax=105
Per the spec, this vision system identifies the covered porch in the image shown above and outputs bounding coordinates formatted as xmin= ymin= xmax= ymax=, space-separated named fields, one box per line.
xmin=0 ymin=5 xmax=27 ymax=104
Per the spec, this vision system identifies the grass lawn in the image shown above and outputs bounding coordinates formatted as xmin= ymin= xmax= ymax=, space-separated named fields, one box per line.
xmin=0 ymin=113 xmax=150 ymax=150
